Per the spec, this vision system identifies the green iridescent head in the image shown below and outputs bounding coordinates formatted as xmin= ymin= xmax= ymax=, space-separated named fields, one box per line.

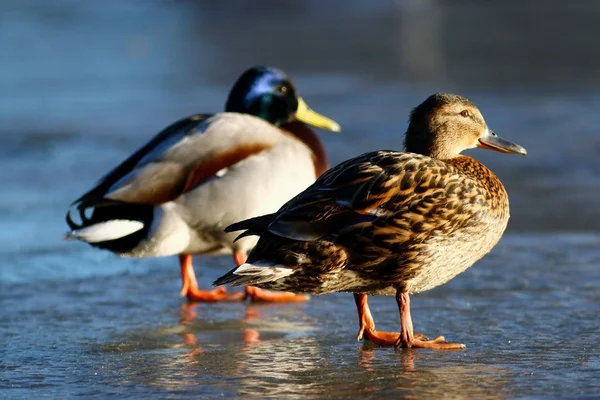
xmin=225 ymin=66 xmax=340 ymax=131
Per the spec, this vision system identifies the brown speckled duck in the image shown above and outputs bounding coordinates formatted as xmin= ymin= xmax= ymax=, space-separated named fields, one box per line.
xmin=214 ymin=93 xmax=526 ymax=349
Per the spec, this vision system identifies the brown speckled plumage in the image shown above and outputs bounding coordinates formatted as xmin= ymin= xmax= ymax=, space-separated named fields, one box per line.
xmin=215 ymin=93 xmax=526 ymax=348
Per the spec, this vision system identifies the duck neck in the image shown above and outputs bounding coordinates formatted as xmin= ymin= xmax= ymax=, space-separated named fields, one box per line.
xmin=405 ymin=137 xmax=460 ymax=161
xmin=281 ymin=121 xmax=329 ymax=177
xmin=425 ymin=146 xmax=458 ymax=161
xmin=404 ymin=123 xmax=462 ymax=161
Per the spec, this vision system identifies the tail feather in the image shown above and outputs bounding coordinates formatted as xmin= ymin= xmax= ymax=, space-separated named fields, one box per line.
xmin=213 ymin=262 xmax=294 ymax=287
xmin=65 ymin=205 xmax=88 ymax=231
xmin=64 ymin=201 xmax=153 ymax=253
xmin=225 ymin=213 xmax=275 ymax=242
xmin=65 ymin=220 xmax=145 ymax=243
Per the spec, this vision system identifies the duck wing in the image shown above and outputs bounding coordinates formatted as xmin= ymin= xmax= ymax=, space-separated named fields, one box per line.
xmin=72 ymin=114 xmax=209 ymax=209
xmin=227 ymin=150 xmax=481 ymax=243
xmin=72 ymin=113 xmax=283 ymax=209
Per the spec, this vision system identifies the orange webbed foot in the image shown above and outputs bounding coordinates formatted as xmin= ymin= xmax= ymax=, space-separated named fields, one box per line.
xmin=409 ymin=336 xmax=465 ymax=350
xmin=179 ymin=254 xmax=245 ymax=302
xmin=184 ymin=286 xmax=245 ymax=302
xmin=355 ymin=292 xmax=465 ymax=350
xmin=245 ymin=286 xmax=310 ymax=303
xmin=362 ymin=330 xmax=464 ymax=350
xmin=361 ymin=329 xmax=402 ymax=346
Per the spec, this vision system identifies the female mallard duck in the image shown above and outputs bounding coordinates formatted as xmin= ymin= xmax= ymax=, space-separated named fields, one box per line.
xmin=215 ymin=93 xmax=526 ymax=349
xmin=65 ymin=66 xmax=340 ymax=303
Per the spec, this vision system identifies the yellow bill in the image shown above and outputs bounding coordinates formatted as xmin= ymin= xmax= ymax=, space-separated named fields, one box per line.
xmin=294 ymin=97 xmax=341 ymax=132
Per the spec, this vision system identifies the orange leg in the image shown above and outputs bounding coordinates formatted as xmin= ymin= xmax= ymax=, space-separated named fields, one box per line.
xmin=354 ymin=292 xmax=465 ymax=350
xmin=180 ymin=254 xmax=244 ymax=302
xmin=232 ymin=252 xmax=310 ymax=303
xmin=355 ymin=293 xmax=402 ymax=345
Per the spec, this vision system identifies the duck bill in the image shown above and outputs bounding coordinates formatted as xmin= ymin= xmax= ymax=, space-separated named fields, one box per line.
xmin=294 ymin=97 xmax=341 ymax=132
xmin=478 ymin=129 xmax=527 ymax=155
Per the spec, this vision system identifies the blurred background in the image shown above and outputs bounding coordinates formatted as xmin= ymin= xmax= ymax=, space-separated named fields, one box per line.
xmin=2 ymin=1 xmax=600 ymax=398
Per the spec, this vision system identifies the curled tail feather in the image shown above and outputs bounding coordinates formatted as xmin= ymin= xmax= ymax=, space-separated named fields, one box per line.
xmin=64 ymin=201 xmax=153 ymax=253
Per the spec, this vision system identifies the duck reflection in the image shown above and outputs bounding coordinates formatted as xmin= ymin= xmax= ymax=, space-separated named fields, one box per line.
xmin=358 ymin=345 xmax=416 ymax=373
xmin=179 ymin=301 xmax=263 ymax=358
xmin=356 ymin=345 xmax=509 ymax=399
xmin=96 ymin=302 xmax=509 ymax=398
xmin=176 ymin=301 xmax=326 ymax=396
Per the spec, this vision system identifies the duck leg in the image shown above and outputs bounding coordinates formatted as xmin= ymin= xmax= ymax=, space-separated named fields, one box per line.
xmin=355 ymin=292 xmax=464 ymax=349
xmin=234 ymin=252 xmax=310 ymax=303
xmin=355 ymin=293 xmax=402 ymax=345
xmin=394 ymin=291 xmax=465 ymax=349
xmin=180 ymin=254 xmax=244 ymax=302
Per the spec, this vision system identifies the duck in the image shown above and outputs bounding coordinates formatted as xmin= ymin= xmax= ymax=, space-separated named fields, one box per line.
xmin=65 ymin=66 xmax=341 ymax=303
xmin=214 ymin=93 xmax=526 ymax=349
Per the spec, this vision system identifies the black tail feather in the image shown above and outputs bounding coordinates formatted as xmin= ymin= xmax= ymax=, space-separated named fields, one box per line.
xmin=65 ymin=207 xmax=85 ymax=231
xmin=64 ymin=201 xmax=153 ymax=253
xmin=225 ymin=213 xmax=276 ymax=242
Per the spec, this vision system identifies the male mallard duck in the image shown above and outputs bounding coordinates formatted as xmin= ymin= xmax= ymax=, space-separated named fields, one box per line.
xmin=65 ymin=66 xmax=340 ymax=303
xmin=215 ymin=93 xmax=526 ymax=348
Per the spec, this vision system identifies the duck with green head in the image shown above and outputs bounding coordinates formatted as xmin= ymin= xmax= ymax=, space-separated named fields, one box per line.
xmin=215 ymin=93 xmax=526 ymax=348
xmin=65 ymin=66 xmax=340 ymax=303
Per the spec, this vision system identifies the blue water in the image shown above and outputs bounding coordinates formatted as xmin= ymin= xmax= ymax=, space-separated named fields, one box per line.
xmin=2 ymin=1 xmax=600 ymax=399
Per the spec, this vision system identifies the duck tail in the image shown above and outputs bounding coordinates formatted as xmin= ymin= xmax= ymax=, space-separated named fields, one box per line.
xmin=213 ymin=262 xmax=295 ymax=287
xmin=214 ymin=233 xmax=304 ymax=287
xmin=65 ymin=201 xmax=153 ymax=253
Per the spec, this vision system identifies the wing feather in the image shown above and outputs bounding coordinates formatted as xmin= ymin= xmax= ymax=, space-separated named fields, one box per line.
xmin=231 ymin=151 xmax=485 ymax=243
xmin=73 ymin=113 xmax=282 ymax=208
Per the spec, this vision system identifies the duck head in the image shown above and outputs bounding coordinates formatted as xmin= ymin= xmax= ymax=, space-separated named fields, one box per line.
xmin=225 ymin=66 xmax=340 ymax=132
xmin=404 ymin=93 xmax=526 ymax=159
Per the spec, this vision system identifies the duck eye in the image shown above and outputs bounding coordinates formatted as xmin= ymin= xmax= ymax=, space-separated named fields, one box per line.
xmin=460 ymin=110 xmax=470 ymax=118
xmin=276 ymin=85 xmax=288 ymax=94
